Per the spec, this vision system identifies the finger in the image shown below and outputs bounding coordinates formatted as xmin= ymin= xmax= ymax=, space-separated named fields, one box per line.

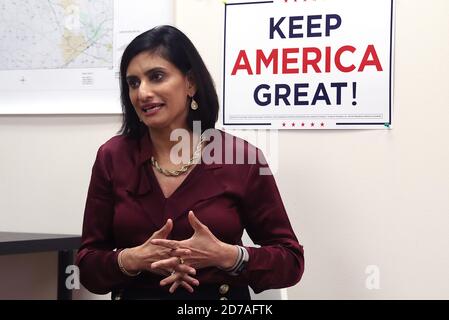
xmin=188 ymin=210 xmax=206 ymax=231
xmin=160 ymin=271 xmax=180 ymax=287
xmin=179 ymin=281 xmax=194 ymax=293
xmin=154 ymin=268 xmax=170 ymax=277
xmin=151 ymin=219 xmax=173 ymax=239
xmin=150 ymin=238 xmax=179 ymax=249
xmin=179 ymin=274 xmax=200 ymax=287
xmin=168 ymin=248 xmax=192 ymax=257
xmin=174 ymin=263 xmax=196 ymax=276
xmin=169 ymin=280 xmax=181 ymax=293
xmin=151 ymin=256 xmax=179 ymax=270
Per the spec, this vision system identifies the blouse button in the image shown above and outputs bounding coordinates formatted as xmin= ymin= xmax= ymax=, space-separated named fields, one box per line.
xmin=219 ymin=284 xmax=230 ymax=295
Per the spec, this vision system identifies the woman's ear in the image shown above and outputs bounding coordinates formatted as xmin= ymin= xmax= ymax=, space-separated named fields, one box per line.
xmin=186 ymin=70 xmax=197 ymax=97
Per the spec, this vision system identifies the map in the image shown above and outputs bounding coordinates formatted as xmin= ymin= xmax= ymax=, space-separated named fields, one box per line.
xmin=0 ymin=0 xmax=113 ymax=70
xmin=0 ymin=0 xmax=174 ymax=114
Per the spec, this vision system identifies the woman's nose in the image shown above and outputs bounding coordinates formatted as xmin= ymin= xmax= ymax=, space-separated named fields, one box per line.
xmin=137 ymin=81 xmax=154 ymax=101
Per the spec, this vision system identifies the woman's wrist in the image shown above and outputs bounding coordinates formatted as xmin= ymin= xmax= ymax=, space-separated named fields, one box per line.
xmin=217 ymin=244 xmax=249 ymax=275
xmin=118 ymin=248 xmax=141 ymax=276
xmin=217 ymin=243 xmax=239 ymax=270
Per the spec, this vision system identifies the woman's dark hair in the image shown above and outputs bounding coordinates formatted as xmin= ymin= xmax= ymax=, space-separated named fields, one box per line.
xmin=118 ymin=25 xmax=219 ymax=138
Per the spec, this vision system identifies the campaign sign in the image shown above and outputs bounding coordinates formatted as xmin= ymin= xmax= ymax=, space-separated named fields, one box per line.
xmin=222 ymin=0 xmax=395 ymax=129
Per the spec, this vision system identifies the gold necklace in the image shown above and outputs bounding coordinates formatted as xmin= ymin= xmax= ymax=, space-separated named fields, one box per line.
xmin=150 ymin=134 xmax=206 ymax=177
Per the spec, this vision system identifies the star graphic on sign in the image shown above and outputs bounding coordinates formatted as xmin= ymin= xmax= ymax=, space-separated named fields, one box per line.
xmin=282 ymin=123 xmax=286 ymax=127
xmin=292 ymin=123 xmax=296 ymax=127
xmin=311 ymin=123 xmax=315 ymax=127
xmin=321 ymin=123 xmax=325 ymax=127
xmin=301 ymin=123 xmax=305 ymax=127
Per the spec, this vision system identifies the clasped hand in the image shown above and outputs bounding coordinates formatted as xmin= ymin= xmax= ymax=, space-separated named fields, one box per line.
xmin=127 ymin=211 xmax=236 ymax=294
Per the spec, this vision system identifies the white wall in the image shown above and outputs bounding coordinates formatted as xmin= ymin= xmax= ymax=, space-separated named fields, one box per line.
xmin=0 ymin=0 xmax=448 ymax=299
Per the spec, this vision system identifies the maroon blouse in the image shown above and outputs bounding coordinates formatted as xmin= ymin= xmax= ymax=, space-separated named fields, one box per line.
xmin=76 ymin=130 xmax=304 ymax=294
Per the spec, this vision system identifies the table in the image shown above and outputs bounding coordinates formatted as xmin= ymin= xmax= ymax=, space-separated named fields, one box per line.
xmin=0 ymin=231 xmax=81 ymax=300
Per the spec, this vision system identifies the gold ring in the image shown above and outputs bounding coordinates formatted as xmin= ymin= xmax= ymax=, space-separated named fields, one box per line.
xmin=179 ymin=257 xmax=184 ymax=264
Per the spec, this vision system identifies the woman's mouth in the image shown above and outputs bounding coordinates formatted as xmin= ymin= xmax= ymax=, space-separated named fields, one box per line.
xmin=141 ymin=103 xmax=164 ymax=116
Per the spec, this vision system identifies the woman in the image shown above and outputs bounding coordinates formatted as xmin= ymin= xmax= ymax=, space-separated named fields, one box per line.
xmin=76 ymin=25 xmax=304 ymax=300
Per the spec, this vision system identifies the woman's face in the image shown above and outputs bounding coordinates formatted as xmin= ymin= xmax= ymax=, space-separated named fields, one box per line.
xmin=126 ymin=51 xmax=196 ymax=131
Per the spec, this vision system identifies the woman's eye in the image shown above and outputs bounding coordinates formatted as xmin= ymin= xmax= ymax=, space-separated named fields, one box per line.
xmin=151 ymin=72 xmax=164 ymax=81
xmin=127 ymin=79 xmax=140 ymax=89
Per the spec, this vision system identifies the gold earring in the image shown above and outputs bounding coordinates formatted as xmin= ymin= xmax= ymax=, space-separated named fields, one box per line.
xmin=190 ymin=98 xmax=199 ymax=110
